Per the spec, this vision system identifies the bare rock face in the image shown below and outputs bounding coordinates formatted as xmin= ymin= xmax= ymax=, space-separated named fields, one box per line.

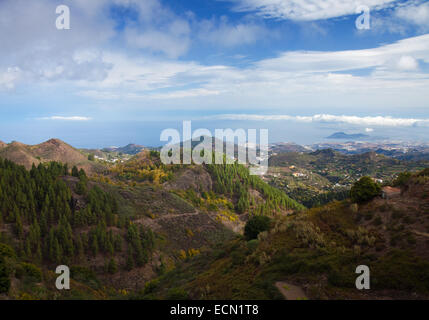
xmin=164 ymin=166 xmax=212 ymax=193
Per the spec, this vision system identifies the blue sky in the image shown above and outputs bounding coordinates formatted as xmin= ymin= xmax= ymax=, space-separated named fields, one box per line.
xmin=0 ymin=0 xmax=429 ymax=147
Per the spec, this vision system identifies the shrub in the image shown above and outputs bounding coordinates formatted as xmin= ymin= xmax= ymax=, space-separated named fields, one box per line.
xmin=244 ymin=215 xmax=271 ymax=241
xmin=328 ymin=268 xmax=355 ymax=288
xmin=350 ymin=177 xmax=381 ymax=203
xmin=0 ymin=243 xmax=15 ymax=258
xmin=247 ymin=239 xmax=259 ymax=252
xmin=372 ymin=250 xmax=429 ymax=292
xmin=71 ymin=266 xmax=99 ymax=288
xmin=166 ymin=287 xmax=189 ymax=300
xmin=393 ymin=172 xmax=412 ymax=187
xmin=143 ymin=279 xmax=159 ymax=294
xmin=417 ymin=168 xmax=429 ymax=177
xmin=373 ymin=216 xmax=382 ymax=226
xmin=20 ymin=262 xmax=42 ymax=282
xmin=75 ymin=180 xmax=87 ymax=195
xmin=0 ymin=257 xmax=10 ymax=293
xmin=231 ymin=250 xmax=246 ymax=266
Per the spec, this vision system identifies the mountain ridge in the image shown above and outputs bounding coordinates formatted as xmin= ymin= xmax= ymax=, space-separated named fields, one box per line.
xmin=326 ymin=132 xmax=369 ymax=140
xmin=102 ymin=143 xmax=145 ymax=155
xmin=0 ymin=138 xmax=100 ymax=172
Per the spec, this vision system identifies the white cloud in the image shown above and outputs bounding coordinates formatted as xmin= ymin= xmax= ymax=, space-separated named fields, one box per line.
xmin=396 ymin=56 xmax=419 ymax=71
xmin=204 ymin=113 xmax=429 ymax=127
xmin=78 ymin=88 xmax=220 ymax=100
xmin=121 ymin=1 xmax=192 ymax=58
xmin=38 ymin=116 xmax=92 ymax=121
xmin=148 ymin=88 xmax=221 ymax=99
xmin=70 ymin=33 xmax=429 ymax=111
xmin=1 ymin=0 xmax=429 ymax=115
xmin=0 ymin=0 xmax=115 ymax=87
xmin=228 ymin=0 xmax=397 ymax=21
xmin=368 ymin=1 xmax=429 ymax=35
xmin=255 ymin=34 xmax=429 ymax=73
xmin=395 ymin=1 xmax=429 ymax=30
xmin=0 ymin=67 xmax=21 ymax=90
xmin=124 ymin=27 xmax=190 ymax=59
xmin=365 ymin=128 xmax=374 ymax=132
xmin=0 ymin=0 xmax=192 ymax=86
xmin=198 ymin=16 xmax=271 ymax=47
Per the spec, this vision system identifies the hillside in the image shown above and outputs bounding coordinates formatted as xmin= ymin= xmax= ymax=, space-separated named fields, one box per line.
xmin=376 ymin=148 xmax=429 ymax=162
xmin=266 ymin=149 xmax=428 ymax=207
xmin=0 ymin=158 xmax=237 ymax=298
xmin=0 ymin=139 xmax=101 ymax=173
xmin=102 ymin=144 xmax=145 ymax=155
xmin=1 ymin=137 xmax=427 ymax=300
xmin=270 ymin=142 xmax=309 ymax=154
xmin=0 ymin=144 xmax=303 ymax=299
xmin=139 ymin=169 xmax=429 ymax=300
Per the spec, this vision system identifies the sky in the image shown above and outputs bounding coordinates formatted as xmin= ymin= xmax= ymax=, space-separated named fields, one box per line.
xmin=0 ymin=0 xmax=429 ymax=147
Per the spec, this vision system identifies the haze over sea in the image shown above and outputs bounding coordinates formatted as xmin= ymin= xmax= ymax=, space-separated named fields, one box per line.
xmin=0 ymin=118 xmax=428 ymax=149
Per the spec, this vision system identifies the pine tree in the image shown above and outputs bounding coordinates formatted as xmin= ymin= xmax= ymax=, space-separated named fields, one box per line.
xmin=107 ymin=258 xmax=118 ymax=274
xmin=125 ymin=250 xmax=135 ymax=271
xmin=53 ymin=238 xmax=62 ymax=263
xmin=0 ymin=257 xmax=10 ymax=294
xmin=15 ymin=213 xmax=24 ymax=239
xmin=71 ymin=166 xmax=79 ymax=177
xmin=91 ymin=235 xmax=99 ymax=257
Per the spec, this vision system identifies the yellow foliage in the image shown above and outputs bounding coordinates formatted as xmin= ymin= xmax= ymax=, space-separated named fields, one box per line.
xmin=178 ymin=248 xmax=200 ymax=260
xmin=118 ymin=289 xmax=128 ymax=296
xmin=186 ymin=228 xmax=194 ymax=237
xmin=216 ymin=210 xmax=238 ymax=222
xmin=179 ymin=249 xmax=187 ymax=260
xmin=17 ymin=292 xmax=37 ymax=300
xmin=188 ymin=248 xmax=200 ymax=257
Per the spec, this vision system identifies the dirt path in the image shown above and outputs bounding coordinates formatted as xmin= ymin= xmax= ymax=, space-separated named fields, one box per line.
xmin=133 ymin=208 xmax=244 ymax=235
xmin=275 ymin=281 xmax=308 ymax=300
xmin=413 ymin=230 xmax=429 ymax=238
xmin=156 ymin=211 xmax=199 ymax=220
xmin=133 ymin=211 xmax=201 ymax=231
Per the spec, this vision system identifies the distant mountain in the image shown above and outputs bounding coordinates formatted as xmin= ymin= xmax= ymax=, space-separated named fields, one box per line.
xmin=309 ymin=141 xmax=429 ymax=160
xmin=170 ymin=135 xmax=252 ymax=157
xmin=375 ymin=148 xmax=429 ymax=161
xmin=326 ymin=132 xmax=369 ymax=140
xmin=0 ymin=138 xmax=99 ymax=172
xmin=270 ymin=148 xmax=397 ymax=170
xmin=269 ymin=142 xmax=309 ymax=153
xmin=310 ymin=148 xmax=338 ymax=158
xmin=102 ymin=143 xmax=145 ymax=154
